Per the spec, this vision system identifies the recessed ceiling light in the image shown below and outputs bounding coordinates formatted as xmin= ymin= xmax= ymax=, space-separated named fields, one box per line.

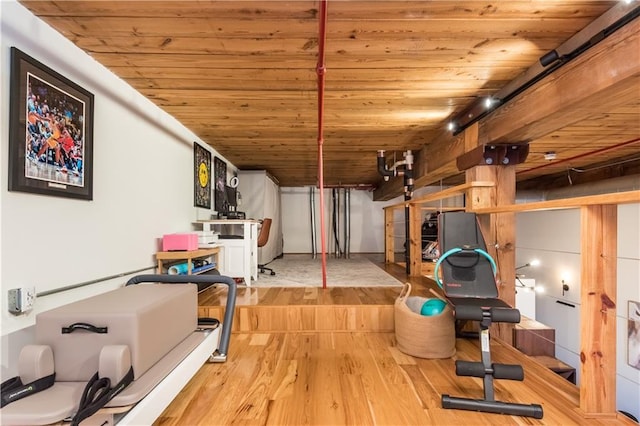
xmin=544 ymin=151 xmax=557 ymax=161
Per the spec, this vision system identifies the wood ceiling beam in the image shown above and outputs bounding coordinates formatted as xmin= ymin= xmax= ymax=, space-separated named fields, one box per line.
xmin=374 ymin=15 xmax=640 ymax=201
xmin=44 ymin=17 xmax=595 ymax=39
xmin=478 ymin=18 xmax=640 ymax=146
xmin=24 ymin=1 xmax=611 ymax=20
xmin=90 ymin=52 xmax=543 ymax=70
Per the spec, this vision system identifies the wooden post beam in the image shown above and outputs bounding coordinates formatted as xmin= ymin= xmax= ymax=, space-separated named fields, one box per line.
xmin=466 ymin=166 xmax=516 ymax=344
xmin=384 ymin=207 xmax=395 ymax=264
xmin=408 ymin=203 xmax=422 ymax=277
xmin=463 ymin=124 xmax=518 ymax=344
xmin=579 ymin=204 xmax=617 ymax=417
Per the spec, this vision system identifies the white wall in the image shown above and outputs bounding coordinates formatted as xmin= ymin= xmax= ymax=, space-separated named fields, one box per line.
xmin=280 ymin=185 xmax=463 ymax=255
xmin=281 ymin=187 xmax=394 ymax=254
xmin=0 ymin=1 xmax=233 ymax=375
xmin=516 ymin=203 xmax=640 ymax=419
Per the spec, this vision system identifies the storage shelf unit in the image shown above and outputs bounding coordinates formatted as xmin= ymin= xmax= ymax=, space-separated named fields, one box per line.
xmin=155 ymin=246 xmax=221 ymax=275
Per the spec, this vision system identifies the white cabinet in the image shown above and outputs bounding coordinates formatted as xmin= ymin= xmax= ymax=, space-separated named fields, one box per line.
xmin=193 ymin=220 xmax=258 ymax=285
xmin=220 ymin=238 xmax=248 ymax=279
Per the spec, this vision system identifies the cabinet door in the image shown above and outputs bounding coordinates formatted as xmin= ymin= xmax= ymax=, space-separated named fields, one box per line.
xmin=221 ymin=239 xmax=245 ymax=278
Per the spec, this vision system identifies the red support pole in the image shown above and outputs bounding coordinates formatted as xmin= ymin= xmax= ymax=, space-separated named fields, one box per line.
xmin=317 ymin=0 xmax=329 ymax=289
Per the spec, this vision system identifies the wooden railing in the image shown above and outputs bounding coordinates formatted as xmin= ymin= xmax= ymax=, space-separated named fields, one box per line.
xmin=383 ymin=181 xmax=495 ymax=274
xmin=383 ymin=185 xmax=640 ymax=417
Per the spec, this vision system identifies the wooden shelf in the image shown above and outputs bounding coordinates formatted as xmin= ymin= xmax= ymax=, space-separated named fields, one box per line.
xmin=191 ymin=264 xmax=218 ymax=275
xmin=156 ymin=246 xmax=221 ymax=275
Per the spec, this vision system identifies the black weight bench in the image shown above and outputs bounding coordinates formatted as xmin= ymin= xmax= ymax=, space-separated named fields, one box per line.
xmin=434 ymin=211 xmax=543 ymax=419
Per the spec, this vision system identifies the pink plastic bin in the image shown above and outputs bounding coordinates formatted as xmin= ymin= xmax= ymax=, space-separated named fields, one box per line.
xmin=162 ymin=233 xmax=198 ymax=251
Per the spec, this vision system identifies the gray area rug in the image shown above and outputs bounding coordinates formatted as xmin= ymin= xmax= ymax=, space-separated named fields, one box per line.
xmin=252 ymin=256 xmax=403 ymax=287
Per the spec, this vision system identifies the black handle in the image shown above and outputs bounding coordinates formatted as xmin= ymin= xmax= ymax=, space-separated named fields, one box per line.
xmin=62 ymin=322 xmax=108 ymax=334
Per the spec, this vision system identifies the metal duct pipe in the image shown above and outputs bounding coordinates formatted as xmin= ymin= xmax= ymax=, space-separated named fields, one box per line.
xmin=322 ymin=183 xmax=376 ymax=190
xmin=332 ymin=188 xmax=342 ymax=257
xmin=344 ymin=188 xmax=351 ymax=258
xmin=376 ymin=149 xmax=414 ymax=273
xmin=403 ymin=152 xmax=414 ymax=273
xmin=316 ymin=0 xmax=329 ymax=288
xmin=310 ymin=187 xmax=317 ymax=258
xmin=404 ymin=151 xmax=414 ymax=199
xmin=377 ymin=150 xmax=396 ymax=180
xmin=404 ymin=206 xmax=411 ymax=273
xmin=332 ymin=188 xmax=336 ymax=256
xmin=336 ymin=188 xmax=342 ymax=257
xmin=377 ymin=150 xmax=414 ymax=186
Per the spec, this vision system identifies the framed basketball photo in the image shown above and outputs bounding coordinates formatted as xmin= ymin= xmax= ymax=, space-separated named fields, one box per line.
xmin=8 ymin=47 xmax=94 ymax=200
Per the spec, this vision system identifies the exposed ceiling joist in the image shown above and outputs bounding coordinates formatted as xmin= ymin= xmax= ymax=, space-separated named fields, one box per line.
xmin=374 ymin=14 xmax=640 ymax=201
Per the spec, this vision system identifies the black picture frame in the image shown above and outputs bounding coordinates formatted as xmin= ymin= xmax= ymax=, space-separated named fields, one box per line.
xmin=8 ymin=47 xmax=94 ymax=200
xmin=214 ymin=157 xmax=227 ymax=212
xmin=194 ymin=142 xmax=212 ymax=209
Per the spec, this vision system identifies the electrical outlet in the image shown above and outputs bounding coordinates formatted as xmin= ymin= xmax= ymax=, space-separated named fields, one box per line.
xmin=7 ymin=287 xmax=36 ymax=314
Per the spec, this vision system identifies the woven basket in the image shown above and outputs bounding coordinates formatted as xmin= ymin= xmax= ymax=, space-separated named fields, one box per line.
xmin=394 ymin=283 xmax=456 ymax=359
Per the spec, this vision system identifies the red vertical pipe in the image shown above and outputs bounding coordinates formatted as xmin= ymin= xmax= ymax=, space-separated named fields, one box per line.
xmin=317 ymin=0 xmax=329 ymax=288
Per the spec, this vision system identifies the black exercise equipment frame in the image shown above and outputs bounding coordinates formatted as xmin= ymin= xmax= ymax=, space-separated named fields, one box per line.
xmin=437 ymin=212 xmax=543 ymax=419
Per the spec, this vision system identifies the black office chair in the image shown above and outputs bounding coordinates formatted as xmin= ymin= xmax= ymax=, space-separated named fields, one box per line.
xmin=435 ymin=211 xmax=543 ymax=419
xmin=257 ymin=218 xmax=276 ymax=276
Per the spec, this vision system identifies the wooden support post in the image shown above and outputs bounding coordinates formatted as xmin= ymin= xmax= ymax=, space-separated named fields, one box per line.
xmin=408 ymin=203 xmax=422 ymax=276
xmin=384 ymin=207 xmax=394 ymax=264
xmin=492 ymin=167 xmax=516 ymax=311
xmin=466 ymin=166 xmax=516 ymax=344
xmin=464 ymin=125 xmax=517 ymax=344
xmin=580 ymin=205 xmax=617 ymax=417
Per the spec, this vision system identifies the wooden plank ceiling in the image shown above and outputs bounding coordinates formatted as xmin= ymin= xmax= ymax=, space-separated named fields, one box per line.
xmin=20 ymin=1 xmax=640 ymax=196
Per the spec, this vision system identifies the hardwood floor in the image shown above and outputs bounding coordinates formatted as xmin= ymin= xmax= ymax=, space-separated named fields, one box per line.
xmin=156 ymin=255 xmax=633 ymax=425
